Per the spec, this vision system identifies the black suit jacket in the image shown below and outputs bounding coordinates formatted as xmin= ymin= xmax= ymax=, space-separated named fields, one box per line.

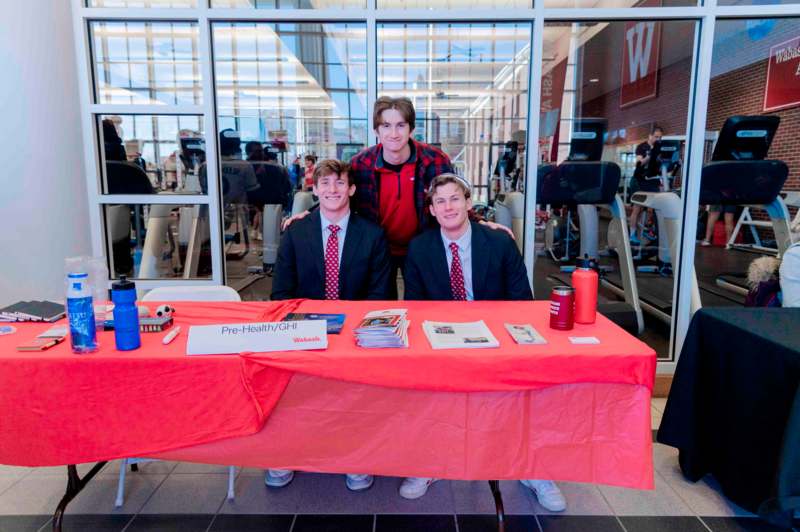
xmin=404 ymin=222 xmax=533 ymax=301
xmin=272 ymin=210 xmax=391 ymax=300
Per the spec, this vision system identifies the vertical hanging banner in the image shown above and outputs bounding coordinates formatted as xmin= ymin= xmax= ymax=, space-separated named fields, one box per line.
xmin=620 ymin=0 xmax=662 ymax=108
xmin=540 ymin=59 xmax=568 ymax=161
xmin=763 ymin=36 xmax=800 ymax=112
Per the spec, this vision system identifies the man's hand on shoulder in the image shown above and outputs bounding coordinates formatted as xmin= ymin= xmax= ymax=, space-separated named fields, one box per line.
xmin=282 ymin=210 xmax=310 ymax=231
xmin=479 ymin=220 xmax=515 ymax=240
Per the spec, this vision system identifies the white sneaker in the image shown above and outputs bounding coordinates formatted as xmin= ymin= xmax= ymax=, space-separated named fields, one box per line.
xmin=345 ymin=474 xmax=374 ymax=492
xmin=700 ymin=240 xmax=712 ymax=247
xmin=520 ymin=479 xmax=566 ymax=512
xmin=399 ymin=477 xmax=439 ymax=499
xmin=264 ymin=468 xmax=294 ymax=488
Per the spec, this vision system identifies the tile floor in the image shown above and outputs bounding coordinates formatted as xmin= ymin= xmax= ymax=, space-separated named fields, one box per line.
xmin=0 ymin=399 xmax=796 ymax=532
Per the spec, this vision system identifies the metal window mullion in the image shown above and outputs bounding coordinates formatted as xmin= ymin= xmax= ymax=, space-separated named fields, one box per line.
xmin=523 ymin=9 xmax=544 ymax=293
xmin=73 ymin=0 xmax=106 ymax=260
xmin=97 ymin=194 xmax=212 ymax=204
xmin=367 ymin=12 xmax=377 ymax=145
xmin=198 ymin=11 xmax=225 ymax=285
xmin=89 ymin=104 xmax=205 ymax=115
xmin=671 ymin=9 xmax=716 ymax=365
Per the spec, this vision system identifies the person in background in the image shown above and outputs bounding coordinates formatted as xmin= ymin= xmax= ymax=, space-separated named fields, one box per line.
xmin=217 ymin=129 xmax=260 ymax=207
xmin=400 ymin=174 xmax=567 ymax=512
xmin=303 ymin=154 xmax=317 ymax=191
xmin=629 ymin=126 xmax=663 ymax=245
xmin=287 ymin=154 xmax=302 ymax=191
xmin=268 ymin=159 xmax=390 ymax=490
xmin=700 ymin=205 xmax=736 ymax=248
xmin=102 ymin=118 xmax=127 ymax=162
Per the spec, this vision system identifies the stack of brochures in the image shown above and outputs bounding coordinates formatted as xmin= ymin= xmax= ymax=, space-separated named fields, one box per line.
xmin=0 ymin=300 xmax=66 ymax=322
xmin=422 ymin=320 xmax=500 ymax=350
xmin=354 ymin=309 xmax=409 ymax=348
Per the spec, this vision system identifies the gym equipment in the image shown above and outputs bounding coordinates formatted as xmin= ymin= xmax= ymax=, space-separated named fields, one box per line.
xmin=705 ymin=115 xmax=794 ymax=295
xmin=537 ymin=118 xmax=644 ymax=334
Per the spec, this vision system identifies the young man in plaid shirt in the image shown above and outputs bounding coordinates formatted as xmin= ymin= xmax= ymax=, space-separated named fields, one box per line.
xmin=349 ymin=96 xmax=454 ymax=297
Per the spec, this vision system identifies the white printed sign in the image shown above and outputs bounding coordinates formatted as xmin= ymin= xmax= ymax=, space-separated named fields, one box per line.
xmin=186 ymin=320 xmax=327 ymax=356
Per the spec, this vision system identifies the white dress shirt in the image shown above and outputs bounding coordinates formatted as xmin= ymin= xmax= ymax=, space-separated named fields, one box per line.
xmin=320 ymin=211 xmax=350 ymax=266
xmin=441 ymin=224 xmax=474 ymax=301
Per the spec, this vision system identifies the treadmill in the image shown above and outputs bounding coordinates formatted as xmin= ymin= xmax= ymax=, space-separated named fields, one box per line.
xmin=603 ymin=115 xmax=791 ymax=321
xmin=705 ymin=115 xmax=794 ymax=297
xmin=538 ymin=118 xmax=644 ymax=335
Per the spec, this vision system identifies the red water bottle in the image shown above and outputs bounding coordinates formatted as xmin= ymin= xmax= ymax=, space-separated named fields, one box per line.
xmin=549 ymin=286 xmax=575 ymax=330
xmin=573 ymin=254 xmax=598 ymax=324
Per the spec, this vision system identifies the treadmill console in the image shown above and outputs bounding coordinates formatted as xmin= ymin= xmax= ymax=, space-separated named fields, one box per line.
xmin=711 ymin=115 xmax=779 ymax=161
xmin=567 ymin=118 xmax=607 ymax=162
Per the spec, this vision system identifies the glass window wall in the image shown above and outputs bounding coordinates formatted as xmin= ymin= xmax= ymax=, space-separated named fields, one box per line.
xmin=103 ymin=203 xmax=212 ymax=279
xmin=212 ymin=22 xmax=367 ymax=289
xmin=378 ymin=22 xmax=531 ymax=204
xmin=535 ymin=19 xmax=698 ymax=359
xmin=90 ymin=21 xmax=201 ymax=105
xmin=693 ymin=18 xmax=800 ymax=310
xmin=97 ymin=114 xmax=206 ymax=195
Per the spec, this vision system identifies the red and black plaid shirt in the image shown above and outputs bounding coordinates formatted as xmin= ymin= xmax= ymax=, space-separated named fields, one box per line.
xmin=350 ymin=139 xmax=454 ymax=232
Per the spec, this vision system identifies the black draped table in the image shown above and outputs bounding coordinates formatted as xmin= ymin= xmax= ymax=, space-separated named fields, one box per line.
xmin=657 ymin=308 xmax=800 ymax=527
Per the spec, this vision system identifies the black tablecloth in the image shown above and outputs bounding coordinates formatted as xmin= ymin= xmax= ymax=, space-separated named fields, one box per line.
xmin=657 ymin=308 xmax=800 ymax=527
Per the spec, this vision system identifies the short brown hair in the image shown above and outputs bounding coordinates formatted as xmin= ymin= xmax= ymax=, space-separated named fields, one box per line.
xmin=304 ymin=154 xmax=317 ymax=164
xmin=426 ymin=173 xmax=471 ymax=202
xmin=373 ymin=96 xmax=416 ymax=131
xmin=312 ymin=159 xmax=354 ymax=186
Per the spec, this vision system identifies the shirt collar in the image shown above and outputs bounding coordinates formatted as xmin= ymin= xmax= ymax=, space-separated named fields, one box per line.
xmin=321 ymin=210 xmax=350 ymax=234
xmin=376 ymin=139 xmax=417 ymax=169
xmin=441 ymin=222 xmax=471 ymax=252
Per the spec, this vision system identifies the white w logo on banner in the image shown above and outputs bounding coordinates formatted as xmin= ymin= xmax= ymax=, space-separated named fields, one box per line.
xmin=626 ymin=22 xmax=656 ymax=82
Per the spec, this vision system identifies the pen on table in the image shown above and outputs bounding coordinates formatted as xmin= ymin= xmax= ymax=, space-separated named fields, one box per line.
xmin=162 ymin=326 xmax=181 ymax=345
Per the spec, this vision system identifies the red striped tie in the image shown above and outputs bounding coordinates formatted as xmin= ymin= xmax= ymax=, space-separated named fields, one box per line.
xmin=450 ymin=242 xmax=466 ymax=301
xmin=325 ymin=225 xmax=340 ymax=300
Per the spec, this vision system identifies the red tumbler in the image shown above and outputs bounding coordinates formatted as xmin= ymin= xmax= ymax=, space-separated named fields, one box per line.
xmin=549 ymin=286 xmax=575 ymax=330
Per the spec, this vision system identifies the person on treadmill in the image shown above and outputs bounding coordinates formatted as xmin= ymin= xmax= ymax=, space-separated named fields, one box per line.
xmin=629 ymin=126 xmax=663 ymax=245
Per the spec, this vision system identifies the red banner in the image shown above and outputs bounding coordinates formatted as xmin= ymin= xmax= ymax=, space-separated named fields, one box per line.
xmin=620 ymin=2 xmax=661 ymax=108
xmin=764 ymin=36 xmax=800 ymax=112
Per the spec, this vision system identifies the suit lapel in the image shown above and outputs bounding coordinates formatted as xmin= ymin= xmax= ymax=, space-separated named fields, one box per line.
xmin=430 ymin=231 xmax=452 ymax=300
xmin=340 ymin=215 xmax=363 ymax=288
xmin=470 ymin=222 xmax=489 ymax=300
xmin=308 ymin=210 xmax=325 ymax=284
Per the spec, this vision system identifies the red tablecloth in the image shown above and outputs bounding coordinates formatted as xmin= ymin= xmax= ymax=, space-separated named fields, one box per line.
xmin=0 ymin=300 xmax=655 ymax=488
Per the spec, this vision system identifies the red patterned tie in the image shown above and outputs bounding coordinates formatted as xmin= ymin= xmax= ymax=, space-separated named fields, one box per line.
xmin=449 ymin=242 xmax=466 ymax=301
xmin=325 ymin=225 xmax=340 ymax=300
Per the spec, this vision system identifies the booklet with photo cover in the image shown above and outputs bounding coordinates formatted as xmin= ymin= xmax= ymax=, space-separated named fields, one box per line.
xmin=422 ymin=320 xmax=500 ymax=350
xmin=283 ymin=313 xmax=346 ymax=334
xmin=354 ymin=309 xmax=409 ymax=348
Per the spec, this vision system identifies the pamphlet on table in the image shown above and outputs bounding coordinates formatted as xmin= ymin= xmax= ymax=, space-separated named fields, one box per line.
xmin=422 ymin=320 xmax=499 ymax=349
xmin=283 ymin=313 xmax=346 ymax=334
xmin=504 ymin=323 xmax=547 ymax=345
xmin=354 ymin=309 xmax=409 ymax=348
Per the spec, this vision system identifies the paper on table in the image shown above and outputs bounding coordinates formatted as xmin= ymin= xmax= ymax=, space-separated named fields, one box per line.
xmin=422 ymin=320 xmax=499 ymax=350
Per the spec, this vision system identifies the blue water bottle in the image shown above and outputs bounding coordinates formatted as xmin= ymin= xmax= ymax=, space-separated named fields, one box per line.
xmin=66 ymin=272 xmax=98 ymax=353
xmin=111 ymin=276 xmax=141 ymax=351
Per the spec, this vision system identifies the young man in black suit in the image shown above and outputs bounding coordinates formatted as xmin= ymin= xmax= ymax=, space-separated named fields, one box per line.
xmin=271 ymin=159 xmax=391 ymax=302
xmin=400 ymin=174 xmax=567 ymax=512
xmin=268 ymin=159 xmax=390 ymax=492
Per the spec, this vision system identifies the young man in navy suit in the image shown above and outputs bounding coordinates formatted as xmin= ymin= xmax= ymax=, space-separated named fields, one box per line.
xmin=268 ymin=159 xmax=390 ymax=491
xmin=401 ymin=174 xmax=567 ymax=512
xmin=271 ymin=159 xmax=391 ymax=302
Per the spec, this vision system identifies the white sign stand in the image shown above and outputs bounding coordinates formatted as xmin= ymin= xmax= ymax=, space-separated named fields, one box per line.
xmin=186 ymin=320 xmax=327 ymax=355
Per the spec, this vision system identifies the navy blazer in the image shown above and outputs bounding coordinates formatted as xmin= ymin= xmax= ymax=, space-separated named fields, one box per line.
xmin=404 ymin=222 xmax=533 ymax=301
xmin=271 ymin=210 xmax=391 ymax=300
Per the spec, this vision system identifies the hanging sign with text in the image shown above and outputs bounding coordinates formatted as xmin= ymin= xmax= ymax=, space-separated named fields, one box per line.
xmin=186 ymin=320 xmax=328 ymax=355
xmin=764 ymin=36 xmax=800 ymax=112
xmin=620 ymin=0 xmax=662 ymax=108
